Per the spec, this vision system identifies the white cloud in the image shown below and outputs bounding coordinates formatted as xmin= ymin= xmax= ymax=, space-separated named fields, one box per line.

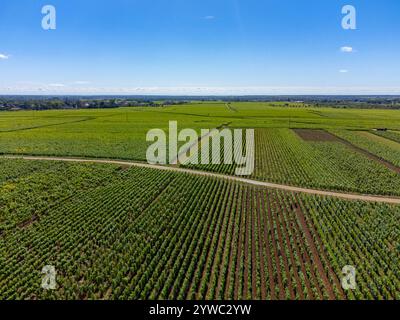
xmin=1 ymin=85 xmax=400 ymax=95
xmin=339 ymin=69 xmax=349 ymax=73
xmin=340 ymin=46 xmax=354 ymax=53
xmin=204 ymin=16 xmax=215 ymax=20
xmin=0 ymin=54 xmax=10 ymax=60
xmin=48 ymin=83 xmax=66 ymax=87
xmin=74 ymin=81 xmax=91 ymax=85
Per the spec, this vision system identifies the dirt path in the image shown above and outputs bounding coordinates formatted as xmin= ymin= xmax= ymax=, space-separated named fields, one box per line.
xmin=3 ymin=155 xmax=400 ymax=204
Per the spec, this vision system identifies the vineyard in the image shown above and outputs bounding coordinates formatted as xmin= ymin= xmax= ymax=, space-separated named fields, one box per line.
xmin=1 ymin=104 xmax=400 ymax=162
xmin=331 ymin=130 xmax=400 ymax=167
xmin=0 ymin=159 xmax=127 ymax=233
xmin=373 ymin=130 xmax=400 ymax=144
xmin=0 ymin=103 xmax=399 ymax=301
xmin=2 ymin=0 xmax=400 ymax=303
xmin=184 ymin=128 xmax=400 ymax=196
xmin=0 ymin=160 xmax=398 ymax=300
xmin=0 ymin=107 xmax=222 ymax=161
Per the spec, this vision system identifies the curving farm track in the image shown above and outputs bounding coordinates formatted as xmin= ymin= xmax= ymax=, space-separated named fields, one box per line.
xmin=2 ymin=155 xmax=400 ymax=205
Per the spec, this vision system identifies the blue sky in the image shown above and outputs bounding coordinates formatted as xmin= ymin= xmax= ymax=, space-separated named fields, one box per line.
xmin=0 ymin=0 xmax=399 ymax=95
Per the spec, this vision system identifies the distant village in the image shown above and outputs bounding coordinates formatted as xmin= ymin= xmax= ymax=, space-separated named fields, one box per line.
xmin=0 ymin=95 xmax=399 ymax=111
xmin=0 ymin=97 xmax=187 ymax=111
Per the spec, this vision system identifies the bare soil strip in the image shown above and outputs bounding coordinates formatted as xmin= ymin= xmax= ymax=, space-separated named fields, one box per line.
xmin=242 ymin=187 xmax=250 ymax=299
xmin=224 ymin=189 xmax=241 ymax=299
xmin=250 ymin=189 xmax=258 ymax=299
xmin=195 ymin=183 xmax=227 ymax=300
xmin=284 ymin=206 xmax=314 ymax=299
xmin=270 ymin=194 xmax=296 ymax=299
xmin=256 ymin=190 xmax=267 ymax=299
xmin=215 ymin=184 xmax=238 ymax=299
xmin=294 ymin=194 xmax=345 ymax=299
xmin=294 ymin=206 xmax=336 ymax=300
xmin=260 ymin=191 xmax=276 ymax=299
xmin=265 ymin=192 xmax=285 ymax=299
xmin=233 ymin=190 xmax=246 ymax=300
xmin=291 ymin=206 xmax=324 ymax=299
xmin=3 ymin=155 xmax=400 ymax=204
xmin=276 ymin=196 xmax=305 ymax=299
xmin=204 ymin=182 xmax=233 ymax=299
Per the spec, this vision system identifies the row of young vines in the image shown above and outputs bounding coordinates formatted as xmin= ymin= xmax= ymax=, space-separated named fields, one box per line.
xmin=1 ymin=161 xmax=398 ymax=300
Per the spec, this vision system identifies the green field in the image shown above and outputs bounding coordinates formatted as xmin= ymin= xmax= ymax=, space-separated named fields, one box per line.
xmin=1 ymin=102 xmax=399 ymax=300
xmin=1 ymin=103 xmax=400 ymax=162
xmin=1 ymin=160 xmax=398 ymax=300
xmin=331 ymin=129 xmax=400 ymax=167
xmin=185 ymin=127 xmax=400 ymax=196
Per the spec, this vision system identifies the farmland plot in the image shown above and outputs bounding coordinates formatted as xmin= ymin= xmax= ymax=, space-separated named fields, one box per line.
xmin=331 ymin=130 xmax=400 ymax=167
xmin=0 ymin=108 xmax=222 ymax=161
xmin=0 ymin=161 xmax=398 ymax=300
xmin=0 ymin=159 xmax=127 ymax=233
xmin=186 ymin=128 xmax=400 ymax=196
xmin=2 ymin=104 xmax=400 ymax=162
xmin=373 ymin=130 xmax=400 ymax=144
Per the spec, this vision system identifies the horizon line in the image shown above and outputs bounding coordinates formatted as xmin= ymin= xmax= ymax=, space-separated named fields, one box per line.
xmin=1 ymin=94 xmax=400 ymax=98
xmin=1 ymin=86 xmax=400 ymax=96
